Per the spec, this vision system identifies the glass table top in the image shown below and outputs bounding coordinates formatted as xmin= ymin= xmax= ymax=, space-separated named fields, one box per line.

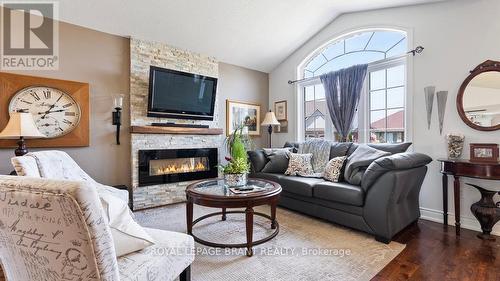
xmin=190 ymin=179 xmax=277 ymax=197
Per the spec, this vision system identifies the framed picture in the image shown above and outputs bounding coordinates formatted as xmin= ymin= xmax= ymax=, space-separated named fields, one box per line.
xmin=274 ymin=100 xmax=287 ymax=121
xmin=274 ymin=120 xmax=288 ymax=133
xmin=226 ymin=100 xmax=261 ymax=136
xmin=470 ymin=143 xmax=499 ymax=162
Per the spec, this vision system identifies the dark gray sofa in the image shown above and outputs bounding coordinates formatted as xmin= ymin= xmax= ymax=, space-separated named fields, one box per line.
xmin=248 ymin=142 xmax=432 ymax=243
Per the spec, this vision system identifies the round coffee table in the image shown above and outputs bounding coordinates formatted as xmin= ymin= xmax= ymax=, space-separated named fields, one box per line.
xmin=185 ymin=178 xmax=282 ymax=256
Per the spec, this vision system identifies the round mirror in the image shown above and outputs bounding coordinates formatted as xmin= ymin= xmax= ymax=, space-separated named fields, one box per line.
xmin=457 ymin=61 xmax=500 ymax=131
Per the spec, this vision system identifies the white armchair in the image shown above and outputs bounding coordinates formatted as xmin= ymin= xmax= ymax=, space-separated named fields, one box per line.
xmin=0 ymin=175 xmax=194 ymax=281
xmin=11 ymin=150 xmax=129 ymax=204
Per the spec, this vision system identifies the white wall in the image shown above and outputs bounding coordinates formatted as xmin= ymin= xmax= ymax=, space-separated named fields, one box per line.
xmin=269 ymin=0 xmax=500 ymax=234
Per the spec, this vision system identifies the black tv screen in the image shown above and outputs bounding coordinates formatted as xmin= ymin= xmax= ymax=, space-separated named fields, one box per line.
xmin=147 ymin=66 xmax=218 ymax=120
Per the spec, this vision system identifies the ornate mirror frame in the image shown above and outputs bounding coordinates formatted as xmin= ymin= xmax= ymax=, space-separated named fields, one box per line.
xmin=457 ymin=60 xmax=500 ymax=131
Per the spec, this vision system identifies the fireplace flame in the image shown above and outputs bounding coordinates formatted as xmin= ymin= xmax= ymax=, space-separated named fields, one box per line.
xmin=151 ymin=158 xmax=208 ymax=176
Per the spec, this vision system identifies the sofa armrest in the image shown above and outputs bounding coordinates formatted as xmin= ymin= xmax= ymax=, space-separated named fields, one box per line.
xmin=363 ymin=166 xmax=428 ymax=241
xmin=362 ymin=152 xmax=432 ymax=191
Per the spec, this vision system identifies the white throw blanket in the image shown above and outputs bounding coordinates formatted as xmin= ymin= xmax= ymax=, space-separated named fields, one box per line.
xmin=298 ymin=138 xmax=333 ymax=177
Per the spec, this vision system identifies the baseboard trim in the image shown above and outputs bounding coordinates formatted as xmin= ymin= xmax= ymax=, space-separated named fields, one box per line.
xmin=419 ymin=207 xmax=500 ymax=236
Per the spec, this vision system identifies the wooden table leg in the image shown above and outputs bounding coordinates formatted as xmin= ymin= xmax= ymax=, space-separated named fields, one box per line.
xmin=245 ymin=207 xmax=254 ymax=257
xmin=186 ymin=199 xmax=193 ymax=235
xmin=270 ymin=202 xmax=277 ymax=229
xmin=442 ymin=173 xmax=448 ymax=226
xmin=222 ymin=207 xmax=227 ymax=221
xmin=453 ymin=176 xmax=461 ymax=235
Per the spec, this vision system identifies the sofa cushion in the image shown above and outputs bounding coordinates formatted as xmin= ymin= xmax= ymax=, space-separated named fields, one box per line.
xmin=279 ymin=176 xmax=324 ymax=197
xmin=283 ymin=141 xmax=300 ymax=153
xmin=313 ymin=182 xmax=365 ymax=206
xmin=344 ymin=145 xmax=390 ymax=185
xmin=118 ymin=227 xmax=194 ymax=281
xmin=261 ymin=148 xmax=291 ymax=173
xmin=329 ymin=142 xmax=353 ymax=159
xmin=251 ymin=172 xmax=286 ymax=183
xmin=367 ymin=142 xmax=412 ymax=154
xmin=248 ymin=149 xmax=268 ymax=172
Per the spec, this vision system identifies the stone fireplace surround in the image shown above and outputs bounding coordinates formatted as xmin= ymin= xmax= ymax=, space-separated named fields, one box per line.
xmin=130 ymin=38 xmax=222 ymax=210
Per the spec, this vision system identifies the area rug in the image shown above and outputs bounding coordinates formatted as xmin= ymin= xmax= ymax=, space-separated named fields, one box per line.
xmin=135 ymin=203 xmax=405 ymax=281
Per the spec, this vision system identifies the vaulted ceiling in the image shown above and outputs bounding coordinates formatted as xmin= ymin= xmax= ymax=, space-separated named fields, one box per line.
xmin=56 ymin=0 xmax=445 ymax=72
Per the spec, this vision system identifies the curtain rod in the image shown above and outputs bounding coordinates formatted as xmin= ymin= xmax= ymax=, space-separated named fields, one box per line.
xmin=287 ymin=46 xmax=424 ymax=85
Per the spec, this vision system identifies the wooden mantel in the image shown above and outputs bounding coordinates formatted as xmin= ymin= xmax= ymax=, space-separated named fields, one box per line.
xmin=130 ymin=125 xmax=224 ymax=135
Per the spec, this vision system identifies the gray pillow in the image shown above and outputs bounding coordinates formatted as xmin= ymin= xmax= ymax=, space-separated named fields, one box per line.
xmin=247 ymin=150 xmax=268 ymax=172
xmin=367 ymin=142 xmax=412 ymax=154
xmin=261 ymin=148 xmax=292 ymax=174
xmin=343 ymin=145 xmax=391 ymax=185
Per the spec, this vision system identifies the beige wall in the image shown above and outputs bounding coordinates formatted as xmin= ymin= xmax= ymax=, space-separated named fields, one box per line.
xmin=0 ymin=20 xmax=131 ymax=186
xmin=218 ymin=63 xmax=269 ymax=149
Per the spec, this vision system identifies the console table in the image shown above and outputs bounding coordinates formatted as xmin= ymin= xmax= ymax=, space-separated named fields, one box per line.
xmin=438 ymin=158 xmax=500 ymax=234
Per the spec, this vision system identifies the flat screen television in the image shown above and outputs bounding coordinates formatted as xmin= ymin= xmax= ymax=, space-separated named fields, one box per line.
xmin=147 ymin=66 xmax=218 ymax=120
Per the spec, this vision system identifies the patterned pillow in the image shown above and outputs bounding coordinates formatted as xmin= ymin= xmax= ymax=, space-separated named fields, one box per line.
xmin=323 ymin=156 xmax=347 ymax=182
xmin=285 ymin=153 xmax=314 ymax=176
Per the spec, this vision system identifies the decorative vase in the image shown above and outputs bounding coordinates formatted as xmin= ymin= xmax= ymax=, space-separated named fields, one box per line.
xmin=446 ymin=134 xmax=464 ymax=159
xmin=224 ymin=173 xmax=248 ymax=187
xmin=467 ymin=183 xmax=500 ymax=240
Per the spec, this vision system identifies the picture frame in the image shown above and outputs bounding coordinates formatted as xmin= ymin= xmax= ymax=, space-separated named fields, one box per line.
xmin=274 ymin=100 xmax=287 ymax=121
xmin=470 ymin=143 xmax=499 ymax=162
xmin=274 ymin=120 xmax=288 ymax=133
xmin=226 ymin=100 xmax=261 ymax=136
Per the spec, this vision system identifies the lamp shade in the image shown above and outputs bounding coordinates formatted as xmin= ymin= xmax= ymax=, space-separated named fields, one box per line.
xmin=261 ymin=111 xmax=280 ymax=126
xmin=0 ymin=112 xmax=45 ymax=139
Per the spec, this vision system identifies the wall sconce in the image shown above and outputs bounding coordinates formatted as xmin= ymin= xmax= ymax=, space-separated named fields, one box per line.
xmin=112 ymin=95 xmax=123 ymax=145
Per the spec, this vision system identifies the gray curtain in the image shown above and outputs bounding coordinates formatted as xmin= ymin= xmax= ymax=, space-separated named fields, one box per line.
xmin=320 ymin=64 xmax=368 ymax=142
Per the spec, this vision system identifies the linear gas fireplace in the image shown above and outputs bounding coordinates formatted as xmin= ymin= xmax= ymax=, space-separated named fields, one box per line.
xmin=139 ymin=148 xmax=218 ymax=187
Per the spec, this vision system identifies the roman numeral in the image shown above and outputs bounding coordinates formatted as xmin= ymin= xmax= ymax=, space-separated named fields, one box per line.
xmin=30 ymin=92 xmax=40 ymax=101
xmin=62 ymin=119 xmax=72 ymax=125
xmin=62 ymin=103 xmax=72 ymax=108
xmin=43 ymin=90 xmax=51 ymax=99
xmin=20 ymin=99 xmax=32 ymax=104
xmin=65 ymin=112 xmax=76 ymax=116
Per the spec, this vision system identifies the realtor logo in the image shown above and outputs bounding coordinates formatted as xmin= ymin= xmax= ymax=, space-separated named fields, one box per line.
xmin=1 ymin=2 xmax=59 ymax=70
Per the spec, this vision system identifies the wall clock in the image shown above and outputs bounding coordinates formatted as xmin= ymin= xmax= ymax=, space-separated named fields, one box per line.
xmin=8 ymin=86 xmax=82 ymax=138
xmin=0 ymin=72 xmax=89 ymax=148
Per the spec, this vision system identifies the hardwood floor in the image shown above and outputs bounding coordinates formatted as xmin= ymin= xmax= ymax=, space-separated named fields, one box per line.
xmin=373 ymin=220 xmax=500 ymax=281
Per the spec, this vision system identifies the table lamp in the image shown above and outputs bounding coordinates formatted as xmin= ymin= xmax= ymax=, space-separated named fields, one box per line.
xmin=261 ymin=110 xmax=280 ymax=147
xmin=0 ymin=112 xmax=46 ymax=156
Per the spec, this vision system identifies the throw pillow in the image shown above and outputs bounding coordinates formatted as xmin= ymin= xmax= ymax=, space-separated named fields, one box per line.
xmin=247 ymin=150 xmax=268 ymax=172
xmin=261 ymin=148 xmax=292 ymax=173
xmin=285 ymin=153 xmax=314 ymax=176
xmin=323 ymin=156 xmax=347 ymax=182
xmin=99 ymin=191 xmax=155 ymax=257
xmin=343 ymin=145 xmax=391 ymax=185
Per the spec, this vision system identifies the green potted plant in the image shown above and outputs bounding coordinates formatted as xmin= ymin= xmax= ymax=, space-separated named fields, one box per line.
xmin=220 ymin=125 xmax=251 ymax=186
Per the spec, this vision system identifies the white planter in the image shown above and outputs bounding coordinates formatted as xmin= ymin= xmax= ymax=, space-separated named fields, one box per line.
xmin=224 ymin=173 xmax=248 ymax=187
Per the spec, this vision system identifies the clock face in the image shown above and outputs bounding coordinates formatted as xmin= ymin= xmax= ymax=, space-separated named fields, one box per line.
xmin=8 ymin=86 xmax=81 ymax=138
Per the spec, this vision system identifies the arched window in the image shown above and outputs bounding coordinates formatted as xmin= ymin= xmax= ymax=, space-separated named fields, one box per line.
xmin=299 ymin=29 xmax=408 ymax=143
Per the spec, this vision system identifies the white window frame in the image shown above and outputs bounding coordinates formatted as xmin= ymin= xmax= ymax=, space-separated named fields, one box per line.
xmin=295 ymin=28 xmax=413 ymax=144
xmin=361 ymin=56 xmax=408 ymax=143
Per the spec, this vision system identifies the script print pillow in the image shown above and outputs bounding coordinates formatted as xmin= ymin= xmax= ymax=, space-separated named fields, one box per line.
xmin=285 ymin=153 xmax=314 ymax=176
xmin=323 ymin=156 xmax=347 ymax=182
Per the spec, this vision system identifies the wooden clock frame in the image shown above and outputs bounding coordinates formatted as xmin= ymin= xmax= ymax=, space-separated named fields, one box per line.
xmin=0 ymin=72 xmax=90 ymax=148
